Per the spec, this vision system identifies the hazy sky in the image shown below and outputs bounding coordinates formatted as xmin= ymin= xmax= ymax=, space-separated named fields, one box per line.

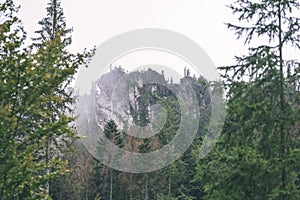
xmin=14 ymin=0 xmax=246 ymax=67
xmin=13 ymin=0 xmax=299 ymax=86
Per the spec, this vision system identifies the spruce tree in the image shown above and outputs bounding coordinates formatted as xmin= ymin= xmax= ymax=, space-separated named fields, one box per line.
xmin=0 ymin=0 xmax=93 ymax=198
xmin=32 ymin=0 xmax=94 ymax=197
xmin=96 ymin=119 xmax=124 ymax=200
xmin=0 ymin=1 xmax=45 ymax=199
xmin=196 ymin=0 xmax=300 ymax=199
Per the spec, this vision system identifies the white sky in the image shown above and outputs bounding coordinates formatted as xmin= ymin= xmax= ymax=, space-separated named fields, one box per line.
xmin=14 ymin=0 xmax=245 ymax=68
xmin=14 ymin=0 xmax=298 ymax=82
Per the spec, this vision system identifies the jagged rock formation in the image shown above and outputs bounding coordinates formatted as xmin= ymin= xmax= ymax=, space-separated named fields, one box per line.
xmin=76 ymin=66 xmax=212 ymax=153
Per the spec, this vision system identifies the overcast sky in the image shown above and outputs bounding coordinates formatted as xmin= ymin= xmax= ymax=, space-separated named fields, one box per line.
xmin=14 ymin=0 xmax=246 ymax=67
xmin=13 ymin=0 xmax=299 ymax=86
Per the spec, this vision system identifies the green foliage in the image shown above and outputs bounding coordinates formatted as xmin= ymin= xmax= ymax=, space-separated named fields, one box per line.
xmin=94 ymin=120 xmax=124 ymax=200
xmin=32 ymin=0 xmax=72 ymax=47
xmin=80 ymin=67 xmax=211 ymax=200
xmin=0 ymin=0 xmax=93 ymax=199
xmin=103 ymin=120 xmax=124 ymax=148
xmin=196 ymin=0 xmax=300 ymax=199
xmin=7 ymin=0 xmax=300 ymax=199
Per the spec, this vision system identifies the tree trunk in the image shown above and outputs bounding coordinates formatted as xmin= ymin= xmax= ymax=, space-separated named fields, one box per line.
xmin=45 ymin=138 xmax=50 ymax=196
xmin=145 ymin=174 xmax=149 ymax=200
xmin=278 ymin=1 xmax=288 ymax=196
xmin=110 ymin=169 xmax=113 ymax=200
xmin=168 ymin=176 xmax=171 ymax=198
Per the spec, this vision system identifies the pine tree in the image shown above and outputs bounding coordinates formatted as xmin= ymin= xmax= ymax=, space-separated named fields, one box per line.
xmin=138 ymin=137 xmax=152 ymax=200
xmin=32 ymin=0 xmax=72 ymax=47
xmin=0 ymin=1 xmax=46 ymax=199
xmin=96 ymin=120 xmax=124 ymax=200
xmin=196 ymin=0 xmax=300 ymax=199
xmin=0 ymin=0 xmax=93 ymax=199
xmin=31 ymin=0 xmax=94 ymax=197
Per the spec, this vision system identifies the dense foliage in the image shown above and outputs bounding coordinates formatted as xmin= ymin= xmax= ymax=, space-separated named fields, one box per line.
xmin=196 ymin=0 xmax=300 ymax=199
xmin=0 ymin=0 xmax=93 ymax=199
xmin=1 ymin=0 xmax=299 ymax=200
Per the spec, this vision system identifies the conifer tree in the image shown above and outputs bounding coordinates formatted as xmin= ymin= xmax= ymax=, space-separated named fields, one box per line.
xmin=0 ymin=1 xmax=46 ymax=199
xmin=0 ymin=0 xmax=93 ymax=198
xmin=96 ymin=120 xmax=124 ymax=200
xmin=196 ymin=0 xmax=300 ymax=199
xmin=31 ymin=0 xmax=94 ymax=197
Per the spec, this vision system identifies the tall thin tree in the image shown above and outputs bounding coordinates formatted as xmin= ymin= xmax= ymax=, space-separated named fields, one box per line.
xmin=32 ymin=0 xmax=94 ymax=197
xmin=196 ymin=0 xmax=300 ymax=199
